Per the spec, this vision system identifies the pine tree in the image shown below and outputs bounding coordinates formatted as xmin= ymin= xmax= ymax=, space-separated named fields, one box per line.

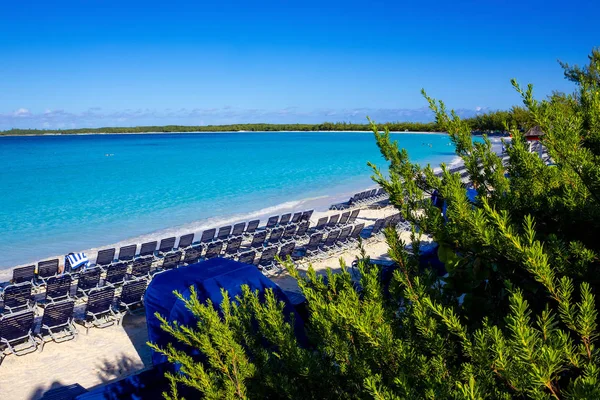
xmin=150 ymin=49 xmax=600 ymax=399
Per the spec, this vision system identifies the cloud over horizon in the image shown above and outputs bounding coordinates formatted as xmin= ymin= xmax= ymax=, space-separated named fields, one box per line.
xmin=0 ymin=106 xmax=490 ymax=130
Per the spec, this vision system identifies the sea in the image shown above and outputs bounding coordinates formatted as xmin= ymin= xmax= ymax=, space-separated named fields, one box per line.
xmin=0 ymin=131 xmax=460 ymax=269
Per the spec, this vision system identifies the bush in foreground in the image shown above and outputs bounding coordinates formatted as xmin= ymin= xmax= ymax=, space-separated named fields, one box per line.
xmin=151 ymin=49 xmax=600 ymax=399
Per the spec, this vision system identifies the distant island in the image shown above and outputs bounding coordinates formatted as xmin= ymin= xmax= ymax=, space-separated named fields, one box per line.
xmin=1 ymin=122 xmax=439 ymax=136
xmin=0 ymin=109 xmax=528 ymax=136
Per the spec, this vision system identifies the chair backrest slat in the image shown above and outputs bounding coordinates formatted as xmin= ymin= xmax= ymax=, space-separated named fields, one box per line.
xmin=291 ymin=212 xmax=302 ymax=224
xmin=139 ymin=241 xmax=157 ymax=257
xmin=86 ymin=287 xmax=115 ymax=315
xmin=162 ymin=251 xmax=182 ymax=269
xmin=217 ymin=226 xmax=232 ymax=240
xmin=266 ymin=216 xmax=279 ymax=229
xmin=38 ymin=259 xmax=59 ymax=278
xmin=279 ymin=213 xmax=291 ymax=225
xmin=77 ymin=267 xmax=101 ymax=291
xmin=177 ymin=233 xmax=194 ymax=249
xmin=200 ymin=229 xmax=216 ymax=243
xmin=205 ymin=242 xmax=223 ymax=259
xmin=12 ymin=265 xmax=35 ymax=284
xmin=225 ymin=237 xmax=243 ymax=255
xmin=41 ymin=300 xmax=74 ymax=329
xmin=45 ymin=275 xmax=72 ymax=301
xmin=105 ymin=263 xmax=128 ymax=284
xmin=158 ymin=237 xmax=177 ymax=253
xmin=246 ymin=220 xmax=260 ymax=234
xmin=339 ymin=211 xmax=351 ymax=225
xmin=301 ymin=210 xmax=314 ymax=222
xmin=118 ymin=245 xmax=137 ymax=261
xmin=314 ymin=217 xmax=328 ymax=230
xmin=96 ymin=249 xmax=115 ymax=266
xmin=0 ymin=310 xmax=35 ymax=342
xmin=3 ymin=283 xmax=32 ymax=310
xmin=121 ymin=280 xmax=147 ymax=306
xmin=237 ymin=251 xmax=255 ymax=265
xmin=232 ymin=222 xmax=246 ymax=236
xmin=183 ymin=247 xmax=202 ymax=264
xmin=250 ymin=231 xmax=267 ymax=248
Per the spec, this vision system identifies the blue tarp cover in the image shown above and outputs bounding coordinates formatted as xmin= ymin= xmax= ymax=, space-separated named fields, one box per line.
xmin=145 ymin=257 xmax=296 ymax=366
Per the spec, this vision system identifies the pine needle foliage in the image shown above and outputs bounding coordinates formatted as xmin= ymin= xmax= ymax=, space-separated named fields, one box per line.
xmin=151 ymin=49 xmax=600 ymax=399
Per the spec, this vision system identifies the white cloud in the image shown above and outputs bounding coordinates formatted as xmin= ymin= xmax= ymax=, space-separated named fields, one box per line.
xmin=13 ymin=108 xmax=31 ymax=117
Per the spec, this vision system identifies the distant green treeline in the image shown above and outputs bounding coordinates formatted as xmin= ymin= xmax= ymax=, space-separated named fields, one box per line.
xmin=0 ymin=108 xmax=534 ymax=136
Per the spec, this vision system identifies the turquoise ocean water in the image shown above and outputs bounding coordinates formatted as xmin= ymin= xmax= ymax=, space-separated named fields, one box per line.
xmin=0 ymin=131 xmax=458 ymax=269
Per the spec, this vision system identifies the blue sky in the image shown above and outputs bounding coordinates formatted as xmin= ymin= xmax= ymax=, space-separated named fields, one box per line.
xmin=1 ymin=0 xmax=598 ymax=129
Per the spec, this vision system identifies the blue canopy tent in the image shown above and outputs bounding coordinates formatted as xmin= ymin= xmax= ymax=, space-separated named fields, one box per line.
xmin=145 ymin=257 xmax=301 ymax=366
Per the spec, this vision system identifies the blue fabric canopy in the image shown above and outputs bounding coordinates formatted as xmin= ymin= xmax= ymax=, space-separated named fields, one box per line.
xmin=145 ymin=257 xmax=300 ymax=366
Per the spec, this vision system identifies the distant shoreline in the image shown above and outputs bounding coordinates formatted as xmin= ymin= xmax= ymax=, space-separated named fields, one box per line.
xmin=0 ymin=130 xmax=451 ymax=137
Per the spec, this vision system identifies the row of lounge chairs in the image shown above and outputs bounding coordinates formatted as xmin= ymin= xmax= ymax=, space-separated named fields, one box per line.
xmin=1 ymin=200 xmax=399 ymax=363
xmin=0 ymin=280 xmax=147 ymax=364
xmin=330 ymin=188 xmax=388 ymax=210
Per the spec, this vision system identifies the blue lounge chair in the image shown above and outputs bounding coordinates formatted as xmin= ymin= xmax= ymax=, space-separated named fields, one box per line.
xmin=37 ymin=300 xmax=77 ymax=351
xmin=1 ymin=282 xmax=34 ymax=314
xmin=258 ymin=247 xmax=278 ymax=273
xmin=119 ymin=280 xmax=147 ymax=314
xmin=0 ymin=310 xmax=37 ymax=363
xmin=77 ymin=286 xmax=121 ymax=334
xmin=129 ymin=258 xmax=153 ymax=281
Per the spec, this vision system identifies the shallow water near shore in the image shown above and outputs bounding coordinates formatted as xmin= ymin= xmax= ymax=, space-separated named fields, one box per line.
xmin=0 ymin=131 xmax=459 ymax=269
